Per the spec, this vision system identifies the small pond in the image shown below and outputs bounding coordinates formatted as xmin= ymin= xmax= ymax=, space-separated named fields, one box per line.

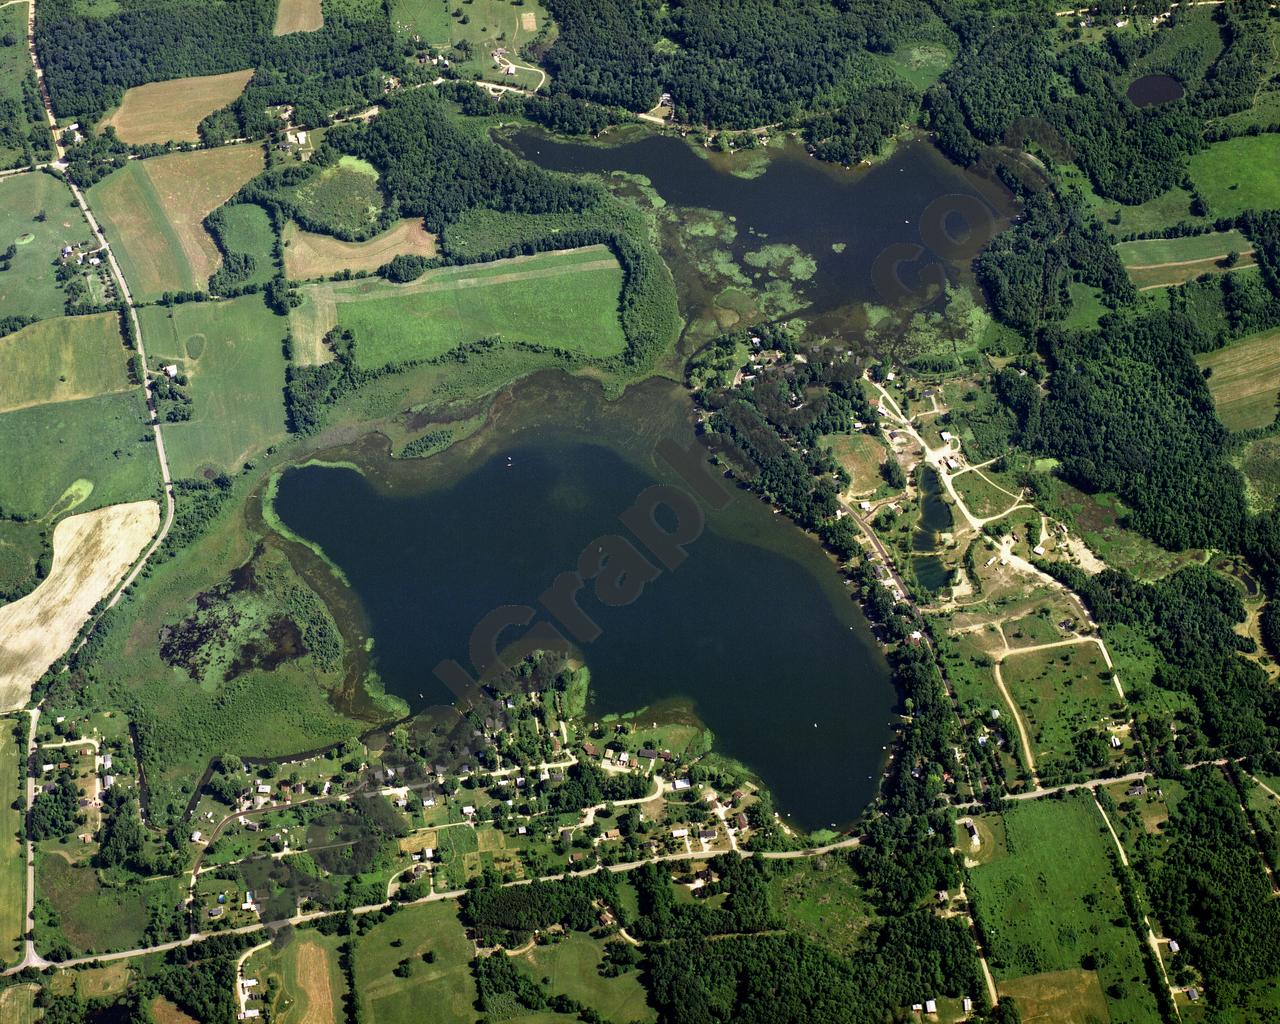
xmin=1127 ymin=74 xmax=1185 ymax=107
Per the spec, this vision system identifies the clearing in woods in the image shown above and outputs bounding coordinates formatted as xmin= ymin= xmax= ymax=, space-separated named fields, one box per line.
xmin=997 ymin=968 xmax=1112 ymax=1024
xmin=1116 ymin=228 xmax=1255 ymax=290
xmin=88 ymin=145 xmax=265 ymax=301
xmin=290 ymin=246 xmax=626 ymax=368
xmin=99 ymin=69 xmax=255 ymax=145
xmin=0 ymin=500 xmax=159 ymax=711
xmin=283 ymin=218 xmax=437 ymax=279
xmin=274 ymin=0 xmax=323 ymax=34
xmin=0 ymin=313 xmax=130 ymax=413
xmin=150 ymin=998 xmax=200 ymax=1024
xmin=1196 ymin=327 xmax=1280 ymax=431
xmin=0 ymin=724 xmax=23 ymax=968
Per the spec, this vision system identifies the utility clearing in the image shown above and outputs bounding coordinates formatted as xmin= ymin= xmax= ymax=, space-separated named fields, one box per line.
xmin=0 ymin=500 xmax=159 ymax=710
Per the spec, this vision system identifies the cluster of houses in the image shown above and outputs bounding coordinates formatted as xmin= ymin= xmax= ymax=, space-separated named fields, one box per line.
xmin=58 ymin=241 xmax=104 ymax=269
xmin=237 ymin=972 xmax=262 ymax=1019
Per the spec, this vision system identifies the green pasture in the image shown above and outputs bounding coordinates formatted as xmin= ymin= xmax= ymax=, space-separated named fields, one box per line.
xmin=514 ymin=934 xmax=655 ymax=1023
xmin=139 ymin=296 xmax=290 ymax=476
xmin=0 ymin=313 xmax=130 ymax=412
xmin=0 ymin=172 xmax=91 ymax=322
xmin=1002 ymin=643 xmax=1121 ymax=769
xmin=1115 ymin=230 xmax=1252 ymax=268
xmin=300 ymin=246 xmax=626 ymax=369
xmin=0 ymin=724 xmax=24 ymax=968
xmin=968 ymin=793 xmax=1163 ymax=1024
xmin=214 ymin=203 xmax=277 ymax=288
xmin=354 ymin=901 xmax=477 ymax=1024
xmin=1189 ymin=135 xmax=1280 ymax=219
xmin=0 ymin=390 xmax=157 ymax=519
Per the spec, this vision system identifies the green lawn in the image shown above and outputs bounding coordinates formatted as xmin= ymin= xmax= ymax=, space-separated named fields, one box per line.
xmin=0 ymin=390 xmax=158 ymax=519
xmin=1189 ymin=135 xmax=1280 ymax=220
xmin=354 ymin=901 xmax=477 ymax=1024
xmin=0 ymin=313 xmax=130 ymax=413
xmin=0 ymin=172 xmax=92 ymax=323
xmin=139 ymin=296 xmax=290 ymax=477
xmin=1115 ymin=230 xmax=1253 ymax=268
xmin=514 ymin=934 xmax=655 ymax=1023
xmin=212 ymin=203 xmax=278 ymax=289
xmin=297 ymin=246 xmax=627 ymax=369
xmin=0 ymin=723 xmax=24 ymax=968
xmin=968 ymin=792 xmax=1163 ymax=1024
xmin=1002 ymin=643 xmax=1121 ymax=771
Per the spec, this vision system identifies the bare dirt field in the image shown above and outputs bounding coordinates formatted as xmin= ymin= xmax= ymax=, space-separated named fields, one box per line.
xmin=274 ymin=0 xmax=324 ymax=34
xmin=100 ymin=70 xmax=254 ymax=145
xmin=89 ymin=145 xmax=266 ymax=301
xmin=0 ymin=500 xmax=158 ymax=710
xmin=283 ymin=218 xmax=437 ymax=279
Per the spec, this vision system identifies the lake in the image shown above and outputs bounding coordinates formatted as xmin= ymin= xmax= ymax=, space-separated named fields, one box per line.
xmin=271 ymin=375 xmax=896 ymax=830
xmin=505 ymin=128 xmax=1014 ymax=342
xmin=1127 ymin=74 xmax=1185 ymax=108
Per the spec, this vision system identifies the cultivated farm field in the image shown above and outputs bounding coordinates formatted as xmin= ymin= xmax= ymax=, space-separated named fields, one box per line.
xmin=292 ymin=246 xmax=626 ymax=368
xmin=100 ymin=69 xmax=255 ymax=145
xmin=969 ymin=792 xmax=1163 ymax=1024
xmin=0 ymin=172 xmax=95 ymax=323
xmin=0 ymin=312 xmax=130 ymax=413
xmin=139 ymin=295 xmax=289 ymax=476
xmin=1116 ymin=229 xmax=1255 ymax=290
xmin=283 ymin=218 xmax=436 ymax=279
xmin=0 ymin=500 xmax=158 ymax=710
xmin=274 ymin=0 xmax=323 ymax=34
xmin=1196 ymin=327 xmax=1280 ymax=431
xmin=88 ymin=145 xmax=265 ymax=301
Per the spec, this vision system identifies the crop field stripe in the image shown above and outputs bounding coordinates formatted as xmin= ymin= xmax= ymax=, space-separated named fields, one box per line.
xmin=91 ymin=164 xmax=196 ymax=295
xmin=332 ymin=258 xmax=618 ymax=303
xmin=1196 ymin=327 xmax=1280 ymax=431
xmin=0 ymin=724 xmax=23 ymax=968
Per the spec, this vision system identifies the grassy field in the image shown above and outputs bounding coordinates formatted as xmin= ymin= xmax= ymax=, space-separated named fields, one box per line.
xmin=998 ymin=968 xmax=1112 ymax=1024
xmin=283 ymin=218 xmax=436 ymax=279
xmin=274 ymin=0 xmax=323 ymax=34
xmin=823 ymin=431 xmax=887 ymax=496
xmin=293 ymin=246 xmax=626 ymax=369
xmin=1241 ymin=434 xmax=1280 ymax=509
xmin=213 ymin=203 xmax=277 ymax=289
xmin=354 ymin=901 xmax=476 ymax=1024
xmin=1062 ymin=163 xmax=1208 ymax=239
xmin=968 ymin=792 xmax=1162 ymax=1024
xmin=1001 ymin=643 xmax=1120 ymax=769
xmin=767 ymin=855 xmax=876 ymax=956
xmin=151 ymin=997 xmax=200 ymax=1024
xmin=250 ymin=931 xmax=345 ymax=1024
xmin=0 ymin=313 xmax=130 ymax=413
xmin=0 ymin=985 xmax=39 ymax=1024
xmin=89 ymin=145 xmax=265 ymax=301
xmin=1117 ymin=229 xmax=1255 ymax=290
xmin=0 ymin=390 xmax=157 ymax=518
xmin=0 ymin=4 xmax=46 ymax=166
xmin=99 ymin=70 xmax=254 ymax=145
xmin=1189 ymin=135 xmax=1280 ymax=220
xmin=36 ymin=853 xmax=182 ymax=956
xmin=953 ymin=469 xmax=1020 ymax=520
xmin=139 ymin=296 xmax=289 ymax=476
xmin=287 ymin=156 xmax=383 ymax=237
xmin=0 ymin=500 xmax=158 ymax=711
xmin=514 ymin=934 xmax=654 ymax=1023
xmin=390 ymin=0 xmax=549 ymax=89
xmin=0 ymin=724 xmax=24 ymax=967
xmin=1196 ymin=328 xmax=1280 ymax=431
xmin=0 ymin=171 xmax=94 ymax=323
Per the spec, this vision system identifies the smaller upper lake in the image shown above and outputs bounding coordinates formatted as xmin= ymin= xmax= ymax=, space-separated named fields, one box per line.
xmin=1127 ymin=74 xmax=1185 ymax=107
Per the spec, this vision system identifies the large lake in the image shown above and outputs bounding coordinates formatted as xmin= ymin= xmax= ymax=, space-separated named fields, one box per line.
xmin=505 ymin=128 xmax=1014 ymax=340
xmin=272 ymin=376 xmax=896 ymax=830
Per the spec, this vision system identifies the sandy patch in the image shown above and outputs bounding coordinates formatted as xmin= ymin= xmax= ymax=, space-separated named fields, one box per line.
xmin=0 ymin=500 xmax=159 ymax=710
xmin=521 ymin=10 xmax=537 ymax=31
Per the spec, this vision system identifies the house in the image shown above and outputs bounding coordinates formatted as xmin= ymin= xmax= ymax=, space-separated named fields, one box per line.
xmin=963 ymin=997 xmax=973 ymax=1013
xmin=190 ymin=831 xmax=203 ymax=843
xmin=517 ymin=826 xmax=527 ymax=835
xmin=1110 ymin=735 xmax=1122 ymax=749
xmin=940 ymin=431 xmax=952 ymax=442
xmin=1187 ymin=988 xmax=1199 ymax=1002
xmin=1033 ymin=545 xmax=1046 ymax=556
xmin=618 ymin=750 xmax=630 ymax=765
xmin=925 ymin=1000 xmax=937 ymax=1014
xmin=671 ymin=828 xmax=689 ymax=839
xmin=1126 ymin=784 xmax=1146 ymax=798
xmin=102 ymin=775 xmax=115 ymax=790
xmin=560 ymin=829 xmax=572 ymax=844
xmin=462 ymin=805 xmax=475 ymax=816
xmin=699 ymin=829 xmax=717 ymax=842
xmin=637 ymin=748 xmax=659 ymax=761
xmin=244 ymin=820 xmax=260 ymax=832
xmin=735 ymin=812 xmax=748 ymax=830
xmin=101 ymin=754 xmax=112 ymax=771
xmin=1168 ymin=939 xmax=1180 ymax=953
xmin=256 ymin=783 xmax=271 ymax=794
xmin=242 ymin=979 xmax=258 ymax=990
xmin=673 ymin=778 xmax=691 ymax=791
xmin=582 ymin=741 xmax=598 ymax=757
